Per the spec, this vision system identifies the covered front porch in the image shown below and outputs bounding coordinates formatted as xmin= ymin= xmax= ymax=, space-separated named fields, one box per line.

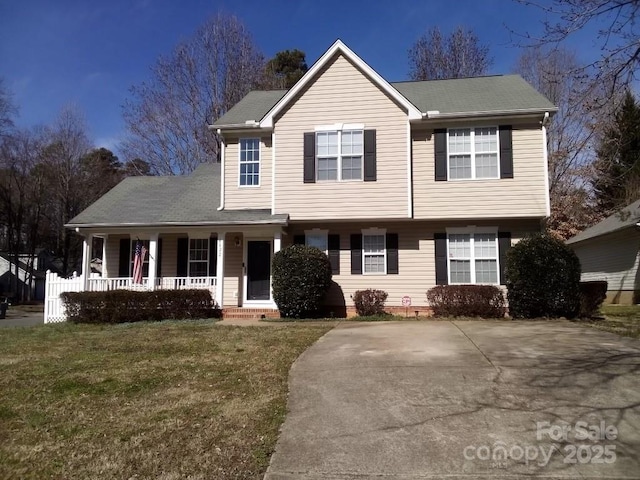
xmin=77 ymin=225 xmax=286 ymax=309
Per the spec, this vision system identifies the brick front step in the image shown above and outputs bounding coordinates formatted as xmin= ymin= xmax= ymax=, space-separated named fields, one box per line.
xmin=222 ymin=308 xmax=280 ymax=320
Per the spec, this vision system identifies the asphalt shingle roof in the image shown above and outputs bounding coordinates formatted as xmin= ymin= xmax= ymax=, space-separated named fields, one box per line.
xmin=67 ymin=163 xmax=288 ymax=227
xmin=391 ymin=75 xmax=556 ymax=114
xmin=213 ymin=90 xmax=287 ymax=126
xmin=566 ymin=200 xmax=640 ymax=244
xmin=213 ymin=75 xmax=555 ymax=127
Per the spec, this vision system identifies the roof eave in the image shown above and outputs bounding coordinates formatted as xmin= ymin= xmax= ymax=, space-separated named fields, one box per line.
xmin=422 ymin=107 xmax=558 ymax=121
xmin=66 ymin=218 xmax=290 ymax=230
xmin=566 ymin=223 xmax=636 ymax=245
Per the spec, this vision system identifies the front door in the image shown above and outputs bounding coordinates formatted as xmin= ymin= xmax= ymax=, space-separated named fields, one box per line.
xmin=246 ymin=240 xmax=271 ymax=301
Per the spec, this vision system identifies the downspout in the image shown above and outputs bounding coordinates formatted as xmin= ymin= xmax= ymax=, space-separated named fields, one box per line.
xmin=541 ymin=112 xmax=551 ymax=218
xmin=217 ymin=129 xmax=225 ymax=211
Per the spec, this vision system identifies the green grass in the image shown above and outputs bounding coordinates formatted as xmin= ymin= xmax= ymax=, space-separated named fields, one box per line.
xmin=0 ymin=320 xmax=332 ymax=479
xmin=581 ymin=304 xmax=640 ymax=339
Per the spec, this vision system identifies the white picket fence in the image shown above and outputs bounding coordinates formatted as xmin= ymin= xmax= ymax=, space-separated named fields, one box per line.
xmin=44 ymin=271 xmax=217 ymax=323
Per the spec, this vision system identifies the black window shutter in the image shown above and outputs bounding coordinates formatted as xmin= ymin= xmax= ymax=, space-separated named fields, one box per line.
xmin=156 ymin=238 xmax=163 ymax=277
xmin=118 ymin=238 xmax=131 ymax=277
xmin=386 ymin=233 xmax=399 ymax=274
xmin=303 ymin=132 xmax=316 ymax=183
xmin=209 ymin=237 xmax=217 ymax=277
xmin=434 ymin=129 xmax=447 ymax=181
xmin=364 ymin=129 xmax=377 ymax=181
xmin=177 ymin=237 xmax=189 ymax=277
xmin=293 ymin=235 xmax=305 ymax=245
xmin=498 ymin=232 xmax=511 ymax=284
xmin=350 ymin=234 xmax=362 ymax=275
xmin=328 ymin=234 xmax=340 ymax=275
xmin=499 ymin=125 xmax=513 ymax=179
xmin=434 ymin=233 xmax=448 ymax=285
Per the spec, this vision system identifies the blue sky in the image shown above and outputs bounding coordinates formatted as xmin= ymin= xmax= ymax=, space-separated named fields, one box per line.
xmin=0 ymin=0 xmax=603 ymax=156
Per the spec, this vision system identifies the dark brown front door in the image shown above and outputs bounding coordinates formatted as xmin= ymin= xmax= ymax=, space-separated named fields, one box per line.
xmin=246 ymin=241 xmax=271 ymax=301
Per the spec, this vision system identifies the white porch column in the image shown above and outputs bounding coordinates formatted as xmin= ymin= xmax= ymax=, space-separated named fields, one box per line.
xmin=215 ymin=233 xmax=225 ymax=307
xmin=148 ymin=233 xmax=159 ymax=290
xmin=82 ymin=234 xmax=93 ymax=290
xmin=274 ymin=230 xmax=282 ymax=254
xmin=101 ymin=234 xmax=108 ymax=277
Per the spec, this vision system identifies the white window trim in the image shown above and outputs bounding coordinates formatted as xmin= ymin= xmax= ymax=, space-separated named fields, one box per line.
xmin=188 ymin=237 xmax=209 ymax=278
xmin=362 ymin=228 xmax=386 ymax=275
xmin=238 ymin=138 xmax=261 ymax=188
xmin=446 ymin=226 xmax=500 ymax=285
xmin=446 ymin=127 xmax=500 ymax=181
xmin=304 ymin=229 xmax=329 ymax=254
xmin=315 ymin=124 xmax=364 ymax=182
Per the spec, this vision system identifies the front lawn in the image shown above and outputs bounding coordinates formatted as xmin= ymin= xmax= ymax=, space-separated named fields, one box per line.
xmin=583 ymin=304 xmax=640 ymax=339
xmin=0 ymin=320 xmax=331 ymax=479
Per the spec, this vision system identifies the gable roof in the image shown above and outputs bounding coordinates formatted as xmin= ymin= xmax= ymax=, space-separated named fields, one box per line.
xmin=566 ymin=200 xmax=640 ymax=244
xmin=67 ymin=163 xmax=288 ymax=228
xmin=213 ymin=41 xmax=556 ymax=129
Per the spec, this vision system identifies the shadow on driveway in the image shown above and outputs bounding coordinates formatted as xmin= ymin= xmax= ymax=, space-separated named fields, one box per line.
xmin=265 ymin=320 xmax=640 ymax=479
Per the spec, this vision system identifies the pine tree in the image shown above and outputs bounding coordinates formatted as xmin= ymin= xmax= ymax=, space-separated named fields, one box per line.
xmin=593 ymin=91 xmax=640 ymax=214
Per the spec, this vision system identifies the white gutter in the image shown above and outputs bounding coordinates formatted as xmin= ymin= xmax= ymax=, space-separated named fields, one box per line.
xmin=217 ymin=129 xmax=225 ymax=211
xmin=406 ymin=120 xmax=412 ymax=218
xmin=66 ymin=218 xmax=290 ymax=229
xmin=422 ymin=107 xmax=558 ymax=120
xmin=271 ymin=130 xmax=276 ymax=215
xmin=208 ymin=120 xmax=262 ymax=130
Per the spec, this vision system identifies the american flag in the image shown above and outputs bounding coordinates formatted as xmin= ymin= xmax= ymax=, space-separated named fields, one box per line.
xmin=132 ymin=240 xmax=147 ymax=284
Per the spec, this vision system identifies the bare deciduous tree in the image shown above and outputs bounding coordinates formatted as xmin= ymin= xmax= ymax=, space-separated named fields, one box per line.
xmin=0 ymin=78 xmax=17 ymax=137
xmin=408 ymin=26 xmax=493 ymax=80
xmin=516 ymin=0 xmax=640 ymax=95
xmin=515 ymin=47 xmax=603 ymax=238
xmin=40 ymin=106 xmax=92 ymax=275
xmin=122 ymin=13 xmax=265 ymax=175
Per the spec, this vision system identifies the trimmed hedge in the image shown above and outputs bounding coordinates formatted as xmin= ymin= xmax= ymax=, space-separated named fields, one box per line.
xmin=506 ymin=234 xmax=581 ymax=319
xmin=272 ymin=245 xmax=332 ymax=318
xmin=579 ymin=281 xmax=608 ymax=318
xmin=426 ymin=285 xmax=506 ymax=318
xmin=61 ymin=289 xmax=220 ymax=324
xmin=353 ymin=289 xmax=388 ymax=316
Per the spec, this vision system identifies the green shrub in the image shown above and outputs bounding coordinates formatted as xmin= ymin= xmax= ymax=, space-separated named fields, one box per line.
xmin=506 ymin=234 xmax=581 ymax=318
xmin=272 ymin=245 xmax=332 ymax=318
xmin=61 ymin=289 xmax=220 ymax=324
xmin=426 ymin=285 xmax=505 ymax=318
xmin=579 ymin=281 xmax=608 ymax=318
xmin=353 ymin=289 xmax=388 ymax=316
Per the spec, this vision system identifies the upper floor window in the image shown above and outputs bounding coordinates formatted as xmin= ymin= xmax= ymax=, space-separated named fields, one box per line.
xmin=189 ymin=238 xmax=209 ymax=277
xmin=239 ymin=138 xmax=260 ymax=186
xmin=448 ymin=127 xmax=499 ymax=180
xmin=316 ymin=130 xmax=363 ymax=181
xmin=447 ymin=230 xmax=498 ymax=284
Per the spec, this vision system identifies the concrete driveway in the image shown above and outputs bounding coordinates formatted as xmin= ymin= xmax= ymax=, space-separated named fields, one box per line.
xmin=265 ymin=321 xmax=640 ymax=479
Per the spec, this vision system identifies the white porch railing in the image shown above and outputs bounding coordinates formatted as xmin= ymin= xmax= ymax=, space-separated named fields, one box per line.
xmin=44 ymin=271 xmax=217 ymax=323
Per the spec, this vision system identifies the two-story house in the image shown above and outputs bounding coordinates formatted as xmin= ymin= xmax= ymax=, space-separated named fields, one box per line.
xmin=61 ymin=40 xmax=555 ymax=319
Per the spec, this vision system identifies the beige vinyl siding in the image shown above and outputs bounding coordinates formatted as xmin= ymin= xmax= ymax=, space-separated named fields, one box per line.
xmin=223 ymin=232 xmax=243 ymax=307
xmin=273 ymin=53 xmax=409 ymax=220
xmin=572 ymin=229 xmax=640 ymax=295
xmin=412 ymin=122 xmax=548 ymax=219
xmin=224 ymin=137 xmax=272 ymax=209
xmin=288 ymin=219 xmax=539 ymax=307
xmin=104 ymin=235 xmax=127 ymax=277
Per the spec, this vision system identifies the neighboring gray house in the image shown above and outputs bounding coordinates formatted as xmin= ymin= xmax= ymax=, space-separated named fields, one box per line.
xmin=567 ymin=200 xmax=640 ymax=304
xmin=0 ymin=253 xmax=46 ymax=301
